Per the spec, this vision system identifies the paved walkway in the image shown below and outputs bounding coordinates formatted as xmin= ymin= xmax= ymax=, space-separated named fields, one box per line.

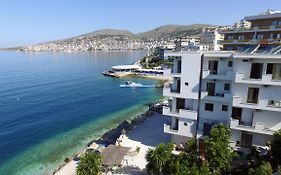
xmin=54 ymin=112 xmax=170 ymax=175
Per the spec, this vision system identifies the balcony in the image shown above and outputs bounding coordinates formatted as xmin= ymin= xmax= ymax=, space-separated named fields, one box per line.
xmin=171 ymin=68 xmax=181 ymax=77
xmin=203 ymin=69 xmax=233 ymax=80
xmin=162 ymin=106 xmax=197 ymax=120
xmin=235 ymin=73 xmax=281 ymax=86
xmin=230 ymin=118 xmax=274 ymax=135
xmin=219 ymin=39 xmax=250 ymax=45
xmin=201 ymin=91 xmax=232 ymax=103
xmin=219 ymin=25 xmax=281 ymax=34
xmin=164 ymin=124 xmax=179 ymax=135
xmin=233 ymin=96 xmax=281 ymax=112
xmin=164 ymin=124 xmax=194 ymax=137
xmin=163 ymin=84 xmax=181 ymax=98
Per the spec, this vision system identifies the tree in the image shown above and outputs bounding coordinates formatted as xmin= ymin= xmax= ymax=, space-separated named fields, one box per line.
xmin=248 ymin=161 xmax=272 ymax=175
xmin=76 ymin=152 xmax=102 ymax=175
xmin=145 ymin=143 xmax=173 ymax=175
xmin=271 ymin=129 xmax=281 ymax=166
xmin=204 ymin=124 xmax=236 ymax=174
xmin=163 ymin=139 xmax=211 ymax=175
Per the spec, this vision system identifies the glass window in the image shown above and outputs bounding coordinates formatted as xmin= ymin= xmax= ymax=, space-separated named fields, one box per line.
xmin=205 ymin=103 xmax=214 ymax=111
xmin=228 ymin=61 xmax=233 ymax=67
xmin=266 ymin=63 xmax=273 ymax=74
xmin=224 ymin=83 xmax=230 ymax=91
xmin=222 ymin=105 xmax=228 ymax=112
xmin=241 ymin=132 xmax=253 ymax=147
xmin=257 ymin=34 xmax=264 ymax=39
xmin=272 ymin=64 xmax=281 ymax=80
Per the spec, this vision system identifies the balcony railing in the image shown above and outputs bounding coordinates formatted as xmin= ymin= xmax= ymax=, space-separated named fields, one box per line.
xmin=164 ymin=124 xmax=179 ymax=133
xmin=235 ymin=73 xmax=281 ymax=86
xmin=202 ymin=91 xmax=232 ymax=102
xmin=162 ymin=106 xmax=197 ymax=120
xmin=233 ymin=96 xmax=281 ymax=112
xmin=230 ymin=118 xmax=274 ymax=135
xmin=268 ymin=100 xmax=281 ymax=108
xmin=220 ymin=25 xmax=281 ymax=33
xmin=203 ymin=69 xmax=233 ymax=80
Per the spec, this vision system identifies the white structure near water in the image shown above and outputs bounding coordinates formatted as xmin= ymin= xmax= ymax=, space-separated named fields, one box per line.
xmin=163 ymin=50 xmax=281 ymax=151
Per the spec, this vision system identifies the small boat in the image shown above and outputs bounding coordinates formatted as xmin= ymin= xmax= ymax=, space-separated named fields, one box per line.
xmin=102 ymin=70 xmax=115 ymax=77
xmin=120 ymin=81 xmax=156 ymax=88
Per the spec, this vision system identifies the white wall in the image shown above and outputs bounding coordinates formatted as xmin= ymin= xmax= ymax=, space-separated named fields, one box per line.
xmin=253 ymin=110 xmax=281 ymax=131
xmin=180 ymin=52 xmax=202 ymax=99
xmin=231 ymin=130 xmax=273 ymax=147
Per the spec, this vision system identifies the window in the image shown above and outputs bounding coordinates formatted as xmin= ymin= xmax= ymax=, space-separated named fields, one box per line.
xmin=266 ymin=63 xmax=273 ymax=74
xmin=228 ymin=61 xmax=233 ymax=67
xmin=224 ymin=83 xmax=230 ymax=91
xmin=208 ymin=60 xmax=218 ymax=74
xmin=247 ymin=87 xmax=259 ymax=104
xmin=272 ymin=63 xmax=281 ymax=80
xmin=273 ymin=20 xmax=278 ymax=26
xmin=257 ymin=34 xmax=264 ymax=39
xmin=203 ymin=123 xmax=212 ymax=136
xmin=222 ymin=105 xmax=228 ymax=112
xmin=228 ymin=35 xmax=234 ymax=40
xmin=241 ymin=132 xmax=253 ymax=147
xmin=238 ymin=35 xmax=245 ymax=40
xmin=205 ymin=103 xmax=214 ymax=111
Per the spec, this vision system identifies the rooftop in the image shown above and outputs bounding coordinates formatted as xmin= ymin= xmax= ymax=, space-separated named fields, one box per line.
xmin=244 ymin=9 xmax=281 ymax=21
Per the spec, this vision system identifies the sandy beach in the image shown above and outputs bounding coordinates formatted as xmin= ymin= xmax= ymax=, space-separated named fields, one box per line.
xmin=52 ymin=103 xmax=170 ymax=175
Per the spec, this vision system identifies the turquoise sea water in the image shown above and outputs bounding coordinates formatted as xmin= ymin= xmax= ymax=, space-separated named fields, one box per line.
xmin=0 ymin=51 xmax=163 ymax=175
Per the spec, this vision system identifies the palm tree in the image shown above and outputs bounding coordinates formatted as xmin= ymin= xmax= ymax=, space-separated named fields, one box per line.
xmin=145 ymin=143 xmax=173 ymax=175
xmin=76 ymin=151 xmax=102 ymax=175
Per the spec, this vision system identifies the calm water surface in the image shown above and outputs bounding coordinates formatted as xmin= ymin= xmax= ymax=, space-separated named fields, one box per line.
xmin=0 ymin=51 xmax=162 ymax=175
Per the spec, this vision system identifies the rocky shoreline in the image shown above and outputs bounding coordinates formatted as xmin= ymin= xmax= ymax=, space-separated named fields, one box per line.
xmin=51 ymin=100 xmax=166 ymax=175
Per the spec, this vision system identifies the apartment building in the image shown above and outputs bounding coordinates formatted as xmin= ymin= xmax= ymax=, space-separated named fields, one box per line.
xmin=220 ymin=10 xmax=281 ymax=51
xmin=201 ymin=27 xmax=224 ymax=51
xmin=163 ymin=48 xmax=281 ymax=151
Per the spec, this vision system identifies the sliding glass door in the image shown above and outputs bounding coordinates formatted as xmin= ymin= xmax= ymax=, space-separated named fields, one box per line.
xmin=272 ymin=63 xmax=281 ymax=80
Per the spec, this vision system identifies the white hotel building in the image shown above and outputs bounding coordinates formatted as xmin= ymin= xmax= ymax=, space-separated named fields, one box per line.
xmin=163 ymin=50 xmax=281 ymax=150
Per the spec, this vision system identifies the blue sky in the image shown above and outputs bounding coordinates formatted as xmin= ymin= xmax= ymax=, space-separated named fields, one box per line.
xmin=0 ymin=0 xmax=280 ymax=47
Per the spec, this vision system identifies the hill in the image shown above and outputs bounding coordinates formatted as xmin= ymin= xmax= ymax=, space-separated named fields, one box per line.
xmin=137 ymin=24 xmax=214 ymax=40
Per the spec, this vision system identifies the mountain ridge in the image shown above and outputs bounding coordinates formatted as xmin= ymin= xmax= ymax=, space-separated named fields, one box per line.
xmin=32 ymin=24 xmax=215 ymax=45
xmin=16 ymin=24 xmax=216 ymax=51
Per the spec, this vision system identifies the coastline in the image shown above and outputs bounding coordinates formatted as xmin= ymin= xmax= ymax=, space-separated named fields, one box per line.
xmin=51 ymin=99 xmax=166 ymax=175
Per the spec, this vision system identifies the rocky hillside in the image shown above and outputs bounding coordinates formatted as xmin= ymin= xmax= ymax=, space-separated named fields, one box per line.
xmin=137 ymin=24 xmax=213 ymax=40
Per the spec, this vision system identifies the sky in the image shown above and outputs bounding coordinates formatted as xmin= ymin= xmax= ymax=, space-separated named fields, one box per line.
xmin=0 ymin=0 xmax=280 ymax=47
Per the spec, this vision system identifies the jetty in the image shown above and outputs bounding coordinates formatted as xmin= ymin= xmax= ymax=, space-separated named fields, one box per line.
xmin=103 ymin=64 xmax=170 ymax=80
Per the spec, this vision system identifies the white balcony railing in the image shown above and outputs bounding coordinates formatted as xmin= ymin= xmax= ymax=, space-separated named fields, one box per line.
xmin=162 ymin=106 xmax=197 ymax=120
xmin=233 ymin=96 xmax=281 ymax=112
xmin=235 ymin=73 xmax=281 ymax=86
xmin=163 ymin=85 xmax=182 ymax=98
xmin=201 ymin=91 xmax=232 ymax=102
xmin=203 ymin=69 xmax=233 ymax=80
xmin=164 ymin=124 xmax=179 ymax=134
xmin=230 ymin=118 xmax=274 ymax=135
xmin=164 ymin=123 xmax=194 ymax=137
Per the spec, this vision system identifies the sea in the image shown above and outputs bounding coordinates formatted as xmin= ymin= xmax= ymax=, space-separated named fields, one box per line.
xmin=0 ymin=51 xmax=163 ymax=175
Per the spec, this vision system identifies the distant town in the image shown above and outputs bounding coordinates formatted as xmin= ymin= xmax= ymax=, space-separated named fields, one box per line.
xmin=18 ymin=24 xmax=225 ymax=52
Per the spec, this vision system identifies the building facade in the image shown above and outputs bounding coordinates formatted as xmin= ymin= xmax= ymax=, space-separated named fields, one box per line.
xmin=163 ymin=49 xmax=281 ymax=151
xmin=220 ymin=10 xmax=281 ymax=51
